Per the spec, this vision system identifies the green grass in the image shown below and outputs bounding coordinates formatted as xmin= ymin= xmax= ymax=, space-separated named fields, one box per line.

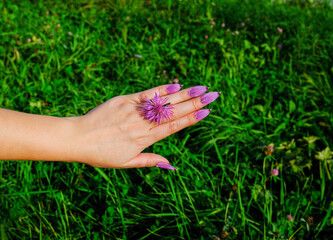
xmin=1 ymin=0 xmax=333 ymax=239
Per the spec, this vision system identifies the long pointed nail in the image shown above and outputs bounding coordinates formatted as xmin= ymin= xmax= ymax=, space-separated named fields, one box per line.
xmin=201 ymin=92 xmax=220 ymax=105
xmin=188 ymin=86 xmax=209 ymax=97
xmin=195 ymin=109 xmax=211 ymax=121
xmin=166 ymin=84 xmax=182 ymax=94
xmin=156 ymin=162 xmax=177 ymax=171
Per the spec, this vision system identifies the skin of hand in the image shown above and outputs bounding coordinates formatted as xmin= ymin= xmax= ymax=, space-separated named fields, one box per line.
xmin=0 ymin=84 xmax=219 ymax=168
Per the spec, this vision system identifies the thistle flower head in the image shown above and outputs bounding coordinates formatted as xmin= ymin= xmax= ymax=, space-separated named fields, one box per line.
xmin=141 ymin=93 xmax=174 ymax=125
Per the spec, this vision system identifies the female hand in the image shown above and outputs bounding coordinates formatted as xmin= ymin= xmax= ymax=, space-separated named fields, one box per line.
xmin=69 ymin=84 xmax=220 ymax=169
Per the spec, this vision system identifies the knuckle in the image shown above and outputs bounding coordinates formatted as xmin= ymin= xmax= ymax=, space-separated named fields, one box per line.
xmin=181 ymin=89 xmax=189 ymax=98
xmin=191 ymin=99 xmax=200 ymax=110
xmin=186 ymin=113 xmax=195 ymax=124
xmin=157 ymin=86 xmax=165 ymax=95
xmin=138 ymin=93 xmax=148 ymax=101
xmin=167 ymin=121 xmax=178 ymax=134
xmin=111 ymin=96 xmax=127 ymax=109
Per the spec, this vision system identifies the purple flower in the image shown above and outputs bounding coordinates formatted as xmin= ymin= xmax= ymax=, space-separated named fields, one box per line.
xmin=134 ymin=54 xmax=142 ymax=58
xmin=287 ymin=214 xmax=294 ymax=222
xmin=141 ymin=93 xmax=174 ymax=125
xmin=271 ymin=169 xmax=279 ymax=176
xmin=277 ymin=44 xmax=282 ymax=49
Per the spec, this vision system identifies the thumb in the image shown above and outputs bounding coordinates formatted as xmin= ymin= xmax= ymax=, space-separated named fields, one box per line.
xmin=126 ymin=153 xmax=176 ymax=170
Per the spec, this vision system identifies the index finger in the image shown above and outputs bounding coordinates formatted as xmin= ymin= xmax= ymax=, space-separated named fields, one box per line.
xmin=133 ymin=84 xmax=183 ymax=101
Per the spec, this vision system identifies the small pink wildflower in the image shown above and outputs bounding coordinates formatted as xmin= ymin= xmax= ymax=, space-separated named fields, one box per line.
xmin=46 ymin=25 xmax=50 ymax=30
xmin=57 ymin=23 xmax=61 ymax=28
xmin=27 ymin=38 xmax=31 ymax=43
xmin=277 ymin=27 xmax=283 ymax=34
xmin=205 ymin=35 xmax=208 ymax=39
xmin=265 ymin=144 xmax=274 ymax=156
xmin=46 ymin=11 xmax=49 ymax=16
xmin=173 ymin=78 xmax=179 ymax=84
xmin=126 ymin=16 xmax=130 ymax=20
xmin=271 ymin=169 xmax=279 ymax=176
xmin=287 ymin=214 xmax=294 ymax=222
xmin=37 ymin=38 xmax=41 ymax=43
xmin=221 ymin=23 xmax=225 ymax=28
xmin=235 ymin=30 xmax=239 ymax=35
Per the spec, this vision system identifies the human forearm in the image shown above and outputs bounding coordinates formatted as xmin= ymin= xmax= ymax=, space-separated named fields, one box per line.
xmin=0 ymin=108 xmax=77 ymax=162
xmin=0 ymin=84 xmax=219 ymax=169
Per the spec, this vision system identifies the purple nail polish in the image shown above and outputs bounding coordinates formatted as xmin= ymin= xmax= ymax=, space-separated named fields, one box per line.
xmin=188 ymin=86 xmax=209 ymax=97
xmin=195 ymin=109 xmax=211 ymax=121
xmin=201 ymin=92 xmax=220 ymax=105
xmin=156 ymin=162 xmax=177 ymax=171
xmin=166 ymin=84 xmax=182 ymax=94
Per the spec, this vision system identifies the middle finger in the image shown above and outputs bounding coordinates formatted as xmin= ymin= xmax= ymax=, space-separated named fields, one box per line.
xmin=171 ymin=91 xmax=220 ymax=120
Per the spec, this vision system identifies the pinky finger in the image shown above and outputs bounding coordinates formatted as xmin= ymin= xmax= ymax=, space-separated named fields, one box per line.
xmin=150 ymin=109 xmax=211 ymax=143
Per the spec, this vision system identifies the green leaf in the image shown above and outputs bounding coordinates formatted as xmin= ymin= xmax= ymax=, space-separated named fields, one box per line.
xmin=289 ymin=100 xmax=296 ymax=113
xmin=274 ymin=122 xmax=286 ymax=134
xmin=315 ymin=147 xmax=332 ymax=161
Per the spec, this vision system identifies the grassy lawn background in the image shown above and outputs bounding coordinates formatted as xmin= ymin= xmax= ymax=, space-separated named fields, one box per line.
xmin=0 ymin=0 xmax=333 ymax=239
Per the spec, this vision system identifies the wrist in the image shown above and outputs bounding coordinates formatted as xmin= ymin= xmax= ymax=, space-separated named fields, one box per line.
xmin=64 ymin=115 xmax=96 ymax=165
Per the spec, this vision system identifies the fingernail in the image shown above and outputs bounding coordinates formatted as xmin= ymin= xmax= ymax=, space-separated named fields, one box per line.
xmin=166 ymin=84 xmax=182 ymax=94
xmin=156 ymin=162 xmax=177 ymax=171
xmin=201 ymin=92 xmax=220 ymax=105
xmin=188 ymin=86 xmax=209 ymax=97
xmin=195 ymin=109 xmax=211 ymax=121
